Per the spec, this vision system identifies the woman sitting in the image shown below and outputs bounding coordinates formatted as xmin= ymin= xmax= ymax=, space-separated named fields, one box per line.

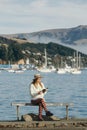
xmin=29 ymin=74 xmax=53 ymax=121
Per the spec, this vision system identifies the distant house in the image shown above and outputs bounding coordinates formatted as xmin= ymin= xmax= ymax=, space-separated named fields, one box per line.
xmin=36 ymin=53 xmax=41 ymax=56
xmin=25 ymin=50 xmax=31 ymax=54
xmin=26 ymin=58 xmax=29 ymax=65
xmin=17 ymin=59 xmax=25 ymax=65
xmin=0 ymin=59 xmax=6 ymax=64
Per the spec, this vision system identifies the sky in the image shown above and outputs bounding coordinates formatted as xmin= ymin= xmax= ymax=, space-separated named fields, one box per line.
xmin=0 ymin=0 xmax=87 ymax=34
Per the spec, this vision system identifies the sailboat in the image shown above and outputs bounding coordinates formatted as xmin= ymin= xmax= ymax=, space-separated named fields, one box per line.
xmin=71 ymin=51 xmax=81 ymax=74
xmin=57 ymin=68 xmax=66 ymax=74
xmin=37 ymin=49 xmax=52 ymax=73
xmin=57 ymin=57 xmax=66 ymax=74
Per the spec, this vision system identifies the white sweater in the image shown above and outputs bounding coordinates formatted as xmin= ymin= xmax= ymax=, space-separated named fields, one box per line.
xmin=29 ymin=82 xmax=46 ymax=100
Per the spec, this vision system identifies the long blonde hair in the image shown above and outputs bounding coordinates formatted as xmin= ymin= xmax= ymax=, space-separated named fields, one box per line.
xmin=32 ymin=78 xmax=43 ymax=88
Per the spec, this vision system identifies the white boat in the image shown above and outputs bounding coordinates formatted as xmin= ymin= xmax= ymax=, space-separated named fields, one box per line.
xmin=37 ymin=49 xmax=51 ymax=73
xmin=7 ymin=69 xmax=15 ymax=73
xmin=14 ymin=69 xmax=24 ymax=73
xmin=37 ymin=67 xmax=52 ymax=73
xmin=56 ymin=57 xmax=66 ymax=74
xmin=71 ymin=51 xmax=81 ymax=74
xmin=7 ymin=62 xmax=20 ymax=73
xmin=57 ymin=68 xmax=66 ymax=74
xmin=49 ymin=66 xmax=56 ymax=72
xmin=71 ymin=68 xmax=81 ymax=74
xmin=65 ymin=64 xmax=72 ymax=73
xmin=7 ymin=63 xmax=25 ymax=73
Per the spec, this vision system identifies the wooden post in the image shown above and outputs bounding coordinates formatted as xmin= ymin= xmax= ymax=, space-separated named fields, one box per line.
xmin=16 ymin=106 xmax=19 ymax=121
xmin=66 ymin=105 xmax=68 ymax=120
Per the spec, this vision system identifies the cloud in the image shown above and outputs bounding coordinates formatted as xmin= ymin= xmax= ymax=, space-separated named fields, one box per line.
xmin=0 ymin=0 xmax=87 ymax=34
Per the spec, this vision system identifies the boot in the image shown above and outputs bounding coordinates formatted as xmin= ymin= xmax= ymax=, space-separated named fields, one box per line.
xmin=46 ymin=111 xmax=53 ymax=116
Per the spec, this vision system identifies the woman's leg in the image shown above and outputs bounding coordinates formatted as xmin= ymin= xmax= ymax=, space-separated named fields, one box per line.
xmin=39 ymin=98 xmax=48 ymax=112
xmin=31 ymin=98 xmax=48 ymax=111
xmin=39 ymin=99 xmax=53 ymax=117
xmin=31 ymin=98 xmax=48 ymax=119
xmin=39 ymin=102 xmax=43 ymax=119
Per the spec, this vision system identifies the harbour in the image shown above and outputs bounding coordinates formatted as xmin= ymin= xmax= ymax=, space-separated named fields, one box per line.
xmin=0 ymin=69 xmax=87 ymax=120
xmin=0 ymin=0 xmax=87 ymax=129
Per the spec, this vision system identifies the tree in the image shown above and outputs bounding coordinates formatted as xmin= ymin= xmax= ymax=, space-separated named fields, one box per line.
xmin=8 ymin=43 xmax=24 ymax=62
xmin=0 ymin=45 xmax=8 ymax=61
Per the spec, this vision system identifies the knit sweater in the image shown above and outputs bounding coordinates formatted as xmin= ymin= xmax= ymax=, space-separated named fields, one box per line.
xmin=29 ymin=82 xmax=46 ymax=100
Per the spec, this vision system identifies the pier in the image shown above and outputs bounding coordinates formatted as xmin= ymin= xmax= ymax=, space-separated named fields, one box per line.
xmin=0 ymin=119 xmax=87 ymax=130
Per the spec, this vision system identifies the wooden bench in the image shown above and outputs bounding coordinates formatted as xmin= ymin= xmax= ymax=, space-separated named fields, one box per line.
xmin=11 ymin=102 xmax=74 ymax=120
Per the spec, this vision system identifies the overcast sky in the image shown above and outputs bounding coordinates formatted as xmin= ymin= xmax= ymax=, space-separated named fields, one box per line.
xmin=0 ymin=0 xmax=87 ymax=34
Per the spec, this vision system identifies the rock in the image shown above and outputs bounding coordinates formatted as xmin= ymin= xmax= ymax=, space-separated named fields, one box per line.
xmin=37 ymin=122 xmax=45 ymax=127
xmin=21 ymin=114 xmax=33 ymax=122
xmin=21 ymin=113 xmax=60 ymax=121
xmin=49 ymin=116 xmax=60 ymax=121
xmin=45 ymin=124 xmax=54 ymax=128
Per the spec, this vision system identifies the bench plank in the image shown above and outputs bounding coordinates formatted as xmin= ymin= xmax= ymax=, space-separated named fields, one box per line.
xmin=11 ymin=102 xmax=73 ymax=107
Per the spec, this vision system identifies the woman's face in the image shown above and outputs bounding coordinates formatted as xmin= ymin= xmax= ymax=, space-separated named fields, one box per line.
xmin=36 ymin=77 xmax=41 ymax=83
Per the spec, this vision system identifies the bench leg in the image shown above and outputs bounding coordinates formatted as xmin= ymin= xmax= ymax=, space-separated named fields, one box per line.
xmin=66 ymin=105 xmax=69 ymax=120
xmin=16 ymin=106 xmax=19 ymax=121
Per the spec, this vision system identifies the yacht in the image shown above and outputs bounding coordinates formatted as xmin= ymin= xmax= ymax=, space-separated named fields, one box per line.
xmin=57 ymin=68 xmax=66 ymax=74
xmin=37 ymin=49 xmax=51 ymax=73
xmin=71 ymin=51 xmax=81 ymax=74
xmin=14 ymin=69 xmax=24 ymax=73
xmin=7 ymin=69 xmax=15 ymax=73
xmin=71 ymin=68 xmax=81 ymax=74
xmin=56 ymin=57 xmax=66 ymax=74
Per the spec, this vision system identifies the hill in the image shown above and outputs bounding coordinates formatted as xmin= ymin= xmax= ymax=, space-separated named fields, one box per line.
xmin=2 ymin=25 xmax=87 ymax=54
xmin=0 ymin=37 xmax=87 ymax=66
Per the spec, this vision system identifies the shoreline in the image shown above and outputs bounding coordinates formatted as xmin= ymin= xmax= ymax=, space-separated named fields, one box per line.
xmin=0 ymin=119 xmax=87 ymax=130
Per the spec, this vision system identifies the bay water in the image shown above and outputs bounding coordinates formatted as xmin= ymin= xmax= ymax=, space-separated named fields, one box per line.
xmin=0 ymin=70 xmax=87 ymax=120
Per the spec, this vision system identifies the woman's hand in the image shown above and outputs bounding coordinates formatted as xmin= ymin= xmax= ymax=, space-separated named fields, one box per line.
xmin=38 ymin=91 xmax=42 ymax=95
xmin=38 ymin=88 xmax=48 ymax=95
xmin=42 ymin=89 xmax=46 ymax=93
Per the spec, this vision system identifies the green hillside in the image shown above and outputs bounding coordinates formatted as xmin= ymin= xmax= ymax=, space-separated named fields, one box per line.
xmin=0 ymin=36 xmax=87 ymax=67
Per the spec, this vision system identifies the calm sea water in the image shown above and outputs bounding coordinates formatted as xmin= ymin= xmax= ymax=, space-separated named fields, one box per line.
xmin=0 ymin=70 xmax=87 ymax=120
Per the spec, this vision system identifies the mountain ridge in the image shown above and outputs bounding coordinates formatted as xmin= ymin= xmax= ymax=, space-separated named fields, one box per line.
xmin=1 ymin=25 xmax=87 ymax=54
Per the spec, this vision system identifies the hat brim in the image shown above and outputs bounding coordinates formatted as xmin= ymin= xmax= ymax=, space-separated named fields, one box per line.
xmin=34 ymin=76 xmax=43 ymax=79
xmin=34 ymin=74 xmax=43 ymax=79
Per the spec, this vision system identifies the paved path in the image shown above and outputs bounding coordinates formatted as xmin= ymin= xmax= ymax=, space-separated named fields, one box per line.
xmin=0 ymin=119 xmax=87 ymax=130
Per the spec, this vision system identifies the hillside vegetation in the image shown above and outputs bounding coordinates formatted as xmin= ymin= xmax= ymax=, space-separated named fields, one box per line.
xmin=0 ymin=36 xmax=87 ymax=67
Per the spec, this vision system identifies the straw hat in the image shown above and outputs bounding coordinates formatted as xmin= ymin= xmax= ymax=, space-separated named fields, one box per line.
xmin=34 ymin=74 xmax=43 ymax=79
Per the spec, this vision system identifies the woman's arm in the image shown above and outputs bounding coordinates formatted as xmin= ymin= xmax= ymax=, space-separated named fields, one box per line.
xmin=30 ymin=84 xmax=38 ymax=97
xmin=41 ymin=83 xmax=48 ymax=94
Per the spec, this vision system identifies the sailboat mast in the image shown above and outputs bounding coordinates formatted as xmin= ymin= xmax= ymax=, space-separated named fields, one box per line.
xmin=78 ymin=53 xmax=81 ymax=69
xmin=76 ymin=51 xmax=79 ymax=69
xmin=44 ymin=48 xmax=47 ymax=68
xmin=72 ymin=52 xmax=75 ymax=68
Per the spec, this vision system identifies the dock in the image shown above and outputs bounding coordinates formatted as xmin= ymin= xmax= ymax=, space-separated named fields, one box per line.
xmin=0 ymin=119 xmax=87 ymax=130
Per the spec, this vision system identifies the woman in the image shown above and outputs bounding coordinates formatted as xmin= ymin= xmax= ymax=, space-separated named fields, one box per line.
xmin=29 ymin=74 xmax=53 ymax=121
